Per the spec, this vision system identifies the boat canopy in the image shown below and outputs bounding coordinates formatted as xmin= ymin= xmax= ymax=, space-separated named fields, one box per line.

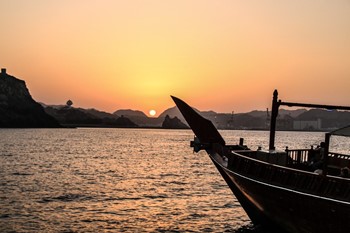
xmin=329 ymin=125 xmax=350 ymax=137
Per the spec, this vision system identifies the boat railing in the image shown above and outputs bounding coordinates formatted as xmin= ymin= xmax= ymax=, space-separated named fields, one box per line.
xmin=328 ymin=152 xmax=350 ymax=169
xmin=227 ymin=151 xmax=350 ymax=201
xmin=286 ymin=148 xmax=350 ymax=168
xmin=286 ymin=148 xmax=310 ymax=165
xmin=328 ymin=152 xmax=350 ymax=160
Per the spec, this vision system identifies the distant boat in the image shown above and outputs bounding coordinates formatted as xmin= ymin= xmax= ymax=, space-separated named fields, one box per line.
xmin=172 ymin=90 xmax=350 ymax=233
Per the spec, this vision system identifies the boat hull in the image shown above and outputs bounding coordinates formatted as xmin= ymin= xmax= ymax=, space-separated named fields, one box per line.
xmin=209 ymin=153 xmax=350 ymax=233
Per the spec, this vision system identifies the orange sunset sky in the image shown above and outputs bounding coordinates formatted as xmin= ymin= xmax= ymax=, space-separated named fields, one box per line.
xmin=1 ymin=0 xmax=349 ymax=116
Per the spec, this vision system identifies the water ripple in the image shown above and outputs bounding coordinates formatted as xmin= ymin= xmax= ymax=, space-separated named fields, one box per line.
xmin=0 ymin=128 xmax=328 ymax=232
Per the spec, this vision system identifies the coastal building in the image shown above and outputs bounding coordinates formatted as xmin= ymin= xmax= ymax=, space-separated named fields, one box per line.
xmin=293 ymin=119 xmax=322 ymax=130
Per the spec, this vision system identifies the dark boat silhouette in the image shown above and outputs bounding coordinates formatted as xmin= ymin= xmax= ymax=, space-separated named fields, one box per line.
xmin=172 ymin=90 xmax=350 ymax=233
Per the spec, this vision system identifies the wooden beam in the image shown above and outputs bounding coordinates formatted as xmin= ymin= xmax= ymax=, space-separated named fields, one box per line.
xmin=280 ymin=101 xmax=350 ymax=111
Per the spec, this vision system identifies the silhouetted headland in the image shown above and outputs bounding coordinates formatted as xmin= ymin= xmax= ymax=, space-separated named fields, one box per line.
xmin=0 ymin=68 xmax=61 ymax=128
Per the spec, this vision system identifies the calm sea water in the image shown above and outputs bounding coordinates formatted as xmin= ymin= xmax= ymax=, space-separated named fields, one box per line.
xmin=1 ymin=128 xmax=349 ymax=233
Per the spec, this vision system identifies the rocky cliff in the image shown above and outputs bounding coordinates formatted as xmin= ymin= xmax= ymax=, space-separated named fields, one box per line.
xmin=162 ymin=115 xmax=188 ymax=129
xmin=0 ymin=69 xmax=61 ymax=127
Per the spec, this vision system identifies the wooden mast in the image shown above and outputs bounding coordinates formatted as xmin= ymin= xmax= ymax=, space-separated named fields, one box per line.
xmin=268 ymin=89 xmax=350 ymax=151
xmin=323 ymin=133 xmax=331 ymax=175
xmin=269 ymin=90 xmax=279 ymax=150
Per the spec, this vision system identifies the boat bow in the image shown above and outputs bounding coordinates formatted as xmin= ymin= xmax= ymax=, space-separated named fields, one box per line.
xmin=171 ymin=96 xmax=225 ymax=146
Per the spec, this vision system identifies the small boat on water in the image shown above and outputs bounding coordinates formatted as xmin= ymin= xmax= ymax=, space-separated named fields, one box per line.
xmin=172 ymin=90 xmax=350 ymax=233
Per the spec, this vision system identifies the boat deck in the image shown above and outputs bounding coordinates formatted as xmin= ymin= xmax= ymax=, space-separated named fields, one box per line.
xmin=226 ymin=146 xmax=350 ymax=176
xmin=223 ymin=147 xmax=350 ymax=202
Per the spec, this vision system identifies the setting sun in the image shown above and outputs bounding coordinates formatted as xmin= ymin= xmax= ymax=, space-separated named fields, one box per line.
xmin=149 ymin=109 xmax=156 ymax=117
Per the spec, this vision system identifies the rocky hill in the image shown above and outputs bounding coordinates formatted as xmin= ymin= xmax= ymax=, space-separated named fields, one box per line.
xmin=113 ymin=109 xmax=147 ymax=117
xmin=296 ymin=109 xmax=350 ymax=129
xmin=0 ymin=69 xmax=61 ymax=128
xmin=112 ymin=109 xmax=160 ymax=127
xmin=161 ymin=115 xmax=188 ymax=129
xmin=44 ymin=106 xmax=138 ymax=128
xmin=158 ymin=106 xmax=181 ymax=118
xmin=158 ymin=106 xmax=208 ymax=124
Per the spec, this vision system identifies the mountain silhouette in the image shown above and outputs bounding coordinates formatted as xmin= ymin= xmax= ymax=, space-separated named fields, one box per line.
xmin=4 ymin=67 xmax=348 ymax=130
xmin=113 ymin=109 xmax=147 ymax=117
xmin=44 ymin=106 xmax=138 ymax=128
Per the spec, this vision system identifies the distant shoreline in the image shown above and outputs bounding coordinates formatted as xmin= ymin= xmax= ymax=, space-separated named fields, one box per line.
xmin=53 ymin=125 xmax=328 ymax=132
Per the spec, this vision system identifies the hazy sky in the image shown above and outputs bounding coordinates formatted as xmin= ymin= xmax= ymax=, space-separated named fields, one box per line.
xmin=1 ymin=0 xmax=349 ymax=116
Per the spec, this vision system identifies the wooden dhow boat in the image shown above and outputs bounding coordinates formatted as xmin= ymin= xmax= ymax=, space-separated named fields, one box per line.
xmin=172 ymin=90 xmax=350 ymax=233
